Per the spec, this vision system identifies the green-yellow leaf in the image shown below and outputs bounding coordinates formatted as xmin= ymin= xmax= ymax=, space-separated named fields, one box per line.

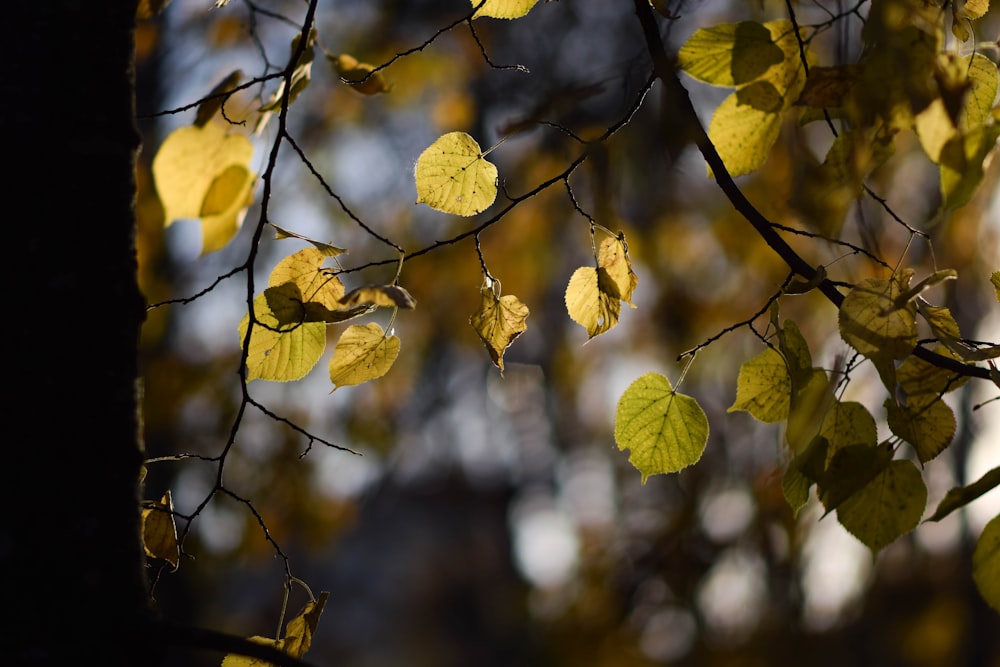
xmin=839 ymin=275 xmax=918 ymax=359
xmin=152 ymin=122 xmax=257 ymax=254
xmin=728 ymin=347 xmax=790 ymax=423
xmin=614 ymin=373 xmax=709 ymax=483
xmin=339 ymin=284 xmax=416 ymax=310
xmin=414 ymin=132 xmax=498 ymax=216
xmin=939 ymin=122 xmax=1000 ymax=212
xmin=819 ymin=442 xmax=891 ymax=514
xmin=141 ymin=491 xmax=179 ymax=570
xmin=565 ymin=266 xmax=621 ymax=338
xmin=328 ymin=323 xmax=400 ymax=391
xmin=469 ymin=280 xmax=529 ymax=374
xmin=239 ymin=293 xmax=326 ymax=382
xmin=471 ymin=0 xmax=540 ymax=19
xmin=782 ymin=465 xmax=812 ymax=516
xmin=974 ymin=514 xmax=1000 ymax=612
xmin=598 ymin=236 xmax=638 ymax=307
xmin=820 ymin=400 xmax=878 ymax=464
xmin=786 ymin=368 xmax=837 ymax=454
xmin=926 ymin=466 xmax=1000 ymax=522
xmin=885 ymin=396 xmax=956 ymax=463
xmin=897 ymin=345 xmax=969 ymax=397
xmin=678 ymin=20 xmax=792 ymax=87
xmin=992 ymin=271 xmax=1000 ymax=303
xmin=836 ymin=459 xmax=927 ymax=554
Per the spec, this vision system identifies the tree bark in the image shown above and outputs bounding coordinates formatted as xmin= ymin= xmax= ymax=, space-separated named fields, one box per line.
xmin=2 ymin=2 xmax=153 ymax=664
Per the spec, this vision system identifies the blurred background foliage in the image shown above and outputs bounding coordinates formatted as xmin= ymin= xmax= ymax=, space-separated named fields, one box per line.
xmin=134 ymin=1 xmax=1000 ymax=665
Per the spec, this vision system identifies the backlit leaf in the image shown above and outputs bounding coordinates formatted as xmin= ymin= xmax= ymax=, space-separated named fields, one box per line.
xmin=820 ymin=400 xmax=878 ymax=464
xmin=974 ymin=514 xmax=1000 ymax=612
xmin=340 ymin=284 xmax=417 ymax=310
xmin=152 ymin=122 xmax=256 ymax=254
xmin=839 ymin=275 xmax=918 ymax=359
xmin=819 ymin=442 xmax=892 ymax=514
xmin=678 ymin=20 xmax=790 ymax=87
xmin=471 ymin=0 xmax=540 ymax=19
xmin=598 ymin=236 xmax=638 ymax=307
xmin=786 ymin=369 xmax=837 ymax=454
xmin=992 ymin=271 xmax=1000 ymax=302
xmin=707 ymin=89 xmax=784 ymax=177
xmin=239 ymin=293 xmax=326 ymax=382
xmin=939 ymin=122 xmax=1000 ymax=212
xmin=268 ymin=248 xmax=346 ymax=324
xmin=328 ymin=323 xmax=400 ymax=391
xmin=796 ymin=64 xmax=862 ymax=109
xmin=782 ymin=465 xmax=812 ymax=516
xmin=255 ymin=30 xmax=315 ymax=134
xmin=885 ymin=396 xmax=956 ymax=463
xmin=220 ymin=636 xmax=281 ymax=667
xmin=926 ymin=466 xmax=1000 ymax=522
xmin=141 ymin=491 xmax=178 ymax=570
xmin=565 ymin=266 xmax=621 ymax=338
xmin=614 ymin=373 xmax=709 ymax=483
xmin=414 ymin=132 xmax=499 ymax=216
xmin=470 ymin=280 xmax=529 ymax=373
xmin=836 ymin=458 xmax=927 ymax=554
xmin=897 ymin=345 xmax=969 ymax=397
xmin=728 ymin=347 xmax=790 ymax=423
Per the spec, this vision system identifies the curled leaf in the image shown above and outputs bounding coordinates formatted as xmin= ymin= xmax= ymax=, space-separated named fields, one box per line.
xmin=470 ymin=279 xmax=529 ymax=373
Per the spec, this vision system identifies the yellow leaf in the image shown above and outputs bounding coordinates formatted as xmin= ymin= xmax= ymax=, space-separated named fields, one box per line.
xmin=220 ymin=636 xmax=281 ymax=667
xmin=897 ymin=345 xmax=969 ymax=397
xmin=973 ymin=514 xmax=1000 ymax=612
xmin=330 ymin=54 xmax=390 ymax=95
xmin=152 ymin=123 xmax=257 ymax=254
xmin=270 ymin=248 xmax=346 ymax=313
xmin=597 ymin=236 xmax=638 ymax=307
xmin=916 ymin=54 xmax=999 ymax=163
xmin=615 ymin=373 xmax=709 ymax=482
xmin=838 ymin=275 xmax=918 ymax=359
xmin=565 ymin=266 xmax=621 ymax=338
xmin=472 ymin=0 xmax=540 ymax=19
xmin=328 ymin=323 xmax=400 ymax=390
xmin=678 ymin=20 xmax=792 ymax=88
xmin=414 ymin=132 xmax=499 ymax=216
xmin=469 ymin=280 xmax=529 ymax=373
xmin=277 ymin=593 xmax=329 ymax=659
xmin=239 ymin=293 xmax=326 ymax=382
xmin=339 ymin=284 xmax=417 ymax=310
xmin=707 ymin=88 xmax=785 ymax=177
xmin=141 ymin=491 xmax=179 ymax=570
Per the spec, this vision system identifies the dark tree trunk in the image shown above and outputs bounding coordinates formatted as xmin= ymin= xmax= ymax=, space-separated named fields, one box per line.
xmin=2 ymin=2 xmax=154 ymax=665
